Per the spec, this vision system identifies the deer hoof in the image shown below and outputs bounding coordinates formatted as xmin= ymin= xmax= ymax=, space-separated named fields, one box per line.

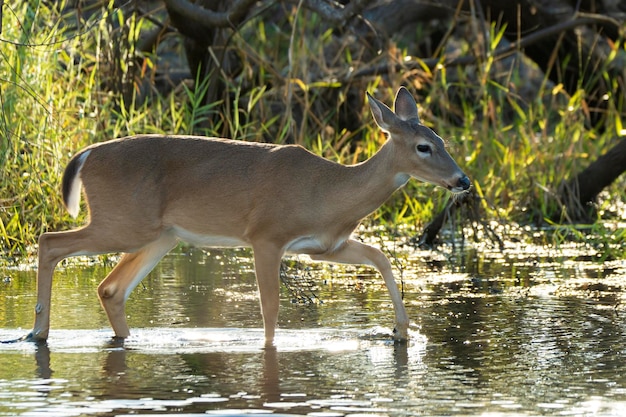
xmin=392 ymin=327 xmax=409 ymax=343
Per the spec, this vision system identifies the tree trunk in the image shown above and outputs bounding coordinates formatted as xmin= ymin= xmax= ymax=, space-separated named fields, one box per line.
xmin=163 ymin=0 xmax=247 ymax=134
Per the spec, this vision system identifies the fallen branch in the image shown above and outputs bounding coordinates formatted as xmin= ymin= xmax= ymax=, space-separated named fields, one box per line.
xmin=556 ymin=137 xmax=626 ymax=223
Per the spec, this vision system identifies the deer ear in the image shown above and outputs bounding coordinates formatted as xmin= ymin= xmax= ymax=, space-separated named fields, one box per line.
xmin=393 ymin=87 xmax=420 ymax=122
xmin=367 ymin=92 xmax=398 ymax=134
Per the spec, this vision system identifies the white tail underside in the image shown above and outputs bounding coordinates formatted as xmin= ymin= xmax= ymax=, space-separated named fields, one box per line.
xmin=65 ymin=150 xmax=91 ymax=218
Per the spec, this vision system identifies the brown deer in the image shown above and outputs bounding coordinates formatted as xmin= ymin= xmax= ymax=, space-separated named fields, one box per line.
xmin=26 ymin=87 xmax=470 ymax=346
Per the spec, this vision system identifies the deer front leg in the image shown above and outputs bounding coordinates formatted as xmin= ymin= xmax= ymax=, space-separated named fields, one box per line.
xmin=97 ymin=233 xmax=178 ymax=338
xmin=252 ymin=242 xmax=284 ymax=347
xmin=310 ymin=239 xmax=410 ymax=341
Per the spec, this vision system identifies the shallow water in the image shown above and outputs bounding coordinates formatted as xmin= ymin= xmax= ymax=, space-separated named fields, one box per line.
xmin=1 ymin=243 xmax=626 ymax=416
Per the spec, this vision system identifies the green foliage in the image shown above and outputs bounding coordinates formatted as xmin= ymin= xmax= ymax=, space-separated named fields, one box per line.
xmin=1 ymin=1 xmax=77 ymax=256
xmin=0 ymin=2 xmax=625 ymax=260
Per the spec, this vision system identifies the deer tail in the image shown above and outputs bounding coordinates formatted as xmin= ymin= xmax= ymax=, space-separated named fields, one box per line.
xmin=62 ymin=149 xmax=91 ymax=218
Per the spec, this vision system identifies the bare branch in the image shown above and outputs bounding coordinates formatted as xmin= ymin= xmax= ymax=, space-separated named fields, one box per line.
xmin=286 ymin=0 xmax=376 ymax=26
xmin=162 ymin=0 xmax=258 ymax=29
xmin=348 ymin=12 xmax=624 ymax=79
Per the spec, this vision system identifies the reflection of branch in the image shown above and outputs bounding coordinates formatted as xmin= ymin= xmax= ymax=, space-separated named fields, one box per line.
xmin=349 ymin=13 xmax=624 ymax=79
xmin=162 ymin=0 xmax=258 ymax=28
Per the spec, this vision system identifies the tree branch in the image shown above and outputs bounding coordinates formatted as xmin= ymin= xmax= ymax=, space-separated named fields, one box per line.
xmin=162 ymin=0 xmax=258 ymax=29
xmin=293 ymin=0 xmax=376 ymax=26
xmin=348 ymin=12 xmax=624 ymax=79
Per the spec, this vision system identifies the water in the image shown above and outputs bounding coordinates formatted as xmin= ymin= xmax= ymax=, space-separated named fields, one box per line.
xmin=1 ymin=242 xmax=626 ymax=416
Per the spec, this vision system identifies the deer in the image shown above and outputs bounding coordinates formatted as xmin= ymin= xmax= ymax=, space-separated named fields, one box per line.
xmin=24 ymin=87 xmax=470 ymax=346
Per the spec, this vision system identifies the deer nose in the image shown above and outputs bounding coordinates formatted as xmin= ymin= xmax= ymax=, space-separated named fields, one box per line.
xmin=458 ymin=175 xmax=471 ymax=191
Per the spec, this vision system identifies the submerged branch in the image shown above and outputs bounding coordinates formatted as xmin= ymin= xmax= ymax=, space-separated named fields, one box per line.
xmin=417 ymin=189 xmax=504 ymax=250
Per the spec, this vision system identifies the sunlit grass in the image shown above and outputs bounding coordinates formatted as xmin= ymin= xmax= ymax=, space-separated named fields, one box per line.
xmin=1 ymin=2 xmax=625 ymax=260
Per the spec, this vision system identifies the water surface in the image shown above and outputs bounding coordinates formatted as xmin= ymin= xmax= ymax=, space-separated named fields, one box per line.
xmin=1 ymin=242 xmax=625 ymax=416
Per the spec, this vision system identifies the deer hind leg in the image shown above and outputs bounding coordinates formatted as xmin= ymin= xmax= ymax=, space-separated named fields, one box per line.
xmin=252 ymin=241 xmax=284 ymax=347
xmin=30 ymin=229 xmax=90 ymax=341
xmin=309 ymin=239 xmax=410 ymax=341
xmin=97 ymin=232 xmax=178 ymax=339
xmin=30 ymin=225 xmax=160 ymax=342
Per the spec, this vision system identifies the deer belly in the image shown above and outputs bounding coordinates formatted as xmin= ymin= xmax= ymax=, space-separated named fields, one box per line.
xmin=171 ymin=226 xmax=248 ymax=248
xmin=285 ymin=235 xmax=346 ymax=255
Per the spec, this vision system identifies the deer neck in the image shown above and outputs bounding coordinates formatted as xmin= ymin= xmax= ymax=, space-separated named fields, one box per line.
xmin=341 ymin=140 xmax=407 ymax=219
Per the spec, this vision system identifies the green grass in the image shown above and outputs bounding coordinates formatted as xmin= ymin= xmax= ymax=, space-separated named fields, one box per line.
xmin=1 ymin=1 xmax=625 ymax=260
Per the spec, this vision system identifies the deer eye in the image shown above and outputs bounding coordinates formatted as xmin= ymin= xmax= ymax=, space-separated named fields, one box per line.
xmin=416 ymin=144 xmax=432 ymax=154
